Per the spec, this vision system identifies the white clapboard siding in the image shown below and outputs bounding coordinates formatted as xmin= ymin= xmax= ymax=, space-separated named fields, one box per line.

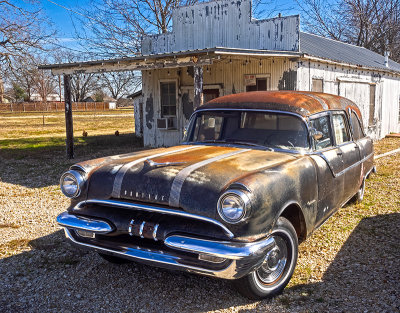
xmin=297 ymin=60 xmax=400 ymax=139
xmin=141 ymin=0 xmax=299 ymax=55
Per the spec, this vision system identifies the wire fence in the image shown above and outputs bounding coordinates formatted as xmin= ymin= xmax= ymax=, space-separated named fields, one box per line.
xmin=0 ymin=102 xmax=113 ymax=113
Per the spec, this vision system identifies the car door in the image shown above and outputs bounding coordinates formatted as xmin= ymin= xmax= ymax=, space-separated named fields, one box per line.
xmin=309 ymin=113 xmax=345 ymax=226
xmin=349 ymin=111 xmax=374 ymax=178
xmin=331 ymin=112 xmax=362 ymax=203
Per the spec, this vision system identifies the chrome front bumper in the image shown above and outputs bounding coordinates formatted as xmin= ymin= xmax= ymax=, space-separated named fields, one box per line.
xmin=57 ymin=212 xmax=275 ymax=279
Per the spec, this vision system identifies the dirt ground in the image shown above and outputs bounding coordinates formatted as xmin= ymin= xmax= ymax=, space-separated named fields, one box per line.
xmin=0 ymin=114 xmax=399 ymax=312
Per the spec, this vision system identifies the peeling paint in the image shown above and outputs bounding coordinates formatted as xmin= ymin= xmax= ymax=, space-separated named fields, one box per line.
xmin=182 ymin=92 xmax=194 ymax=119
xmin=141 ymin=0 xmax=300 ymax=55
xmin=278 ymin=69 xmax=297 ymax=91
xmin=145 ymin=94 xmax=154 ymax=129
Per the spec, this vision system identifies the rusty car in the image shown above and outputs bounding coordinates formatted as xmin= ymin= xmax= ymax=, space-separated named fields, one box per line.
xmin=57 ymin=91 xmax=374 ymax=299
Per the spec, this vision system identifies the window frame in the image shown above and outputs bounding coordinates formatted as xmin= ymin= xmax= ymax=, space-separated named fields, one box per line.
xmin=308 ymin=112 xmax=334 ymax=151
xmin=159 ymin=80 xmax=178 ymax=118
xmin=330 ymin=111 xmax=352 ymax=146
xmin=185 ymin=109 xmax=312 ymax=151
xmin=349 ymin=110 xmax=366 ymax=140
xmin=312 ymin=78 xmax=324 ymax=92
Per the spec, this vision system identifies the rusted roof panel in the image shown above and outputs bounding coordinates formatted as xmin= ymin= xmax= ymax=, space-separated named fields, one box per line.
xmin=200 ymin=91 xmax=362 ymax=120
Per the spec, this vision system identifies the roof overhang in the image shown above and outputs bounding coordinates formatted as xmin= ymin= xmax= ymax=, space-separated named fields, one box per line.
xmin=302 ymin=54 xmax=400 ymax=76
xmin=38 ymin=47 xmax=302 ymax=75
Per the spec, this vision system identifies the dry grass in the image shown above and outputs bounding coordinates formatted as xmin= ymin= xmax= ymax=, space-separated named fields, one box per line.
xmin=0 ymin=109 xmax=135 ymax=140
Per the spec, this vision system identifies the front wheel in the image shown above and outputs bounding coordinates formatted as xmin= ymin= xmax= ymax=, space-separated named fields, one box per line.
xmin=232 ymin=217 xmax=298 ymax=299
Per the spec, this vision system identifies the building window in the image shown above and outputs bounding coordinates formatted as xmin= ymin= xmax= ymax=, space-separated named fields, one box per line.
xmin=369 ymin=84 xmax=376 ymax=126
xmin=160 ymin=82 xmax=176 ymax=117
xmin=246 ymin=78 xmax=269 ymax=91
xmin=203 ymin=89 xmax=220 ymax=103
xmin=312 ymin=78 xmax=323 ymax=92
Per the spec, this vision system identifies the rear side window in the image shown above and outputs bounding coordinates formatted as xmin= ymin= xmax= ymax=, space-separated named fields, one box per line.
xmin=310 ymin=115 xmax=333 ymax=150
xmin=332 ymin=114 xmax=350 ymax=144
xmin=350 ymin=112 xmax=364 ymax=140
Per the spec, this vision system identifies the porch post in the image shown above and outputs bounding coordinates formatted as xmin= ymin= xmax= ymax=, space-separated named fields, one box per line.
xmin=193 ymin=65 xmax=203 ymax=109
xmin=64 ymin=74 xmax=74 ymax=159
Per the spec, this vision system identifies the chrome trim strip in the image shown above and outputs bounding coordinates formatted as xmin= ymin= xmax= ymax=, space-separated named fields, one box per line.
xmin=80 ymin=199 xmax=235 ymax=239
xmin=164 ymin=235 xmax=275 ymax=260
xmin=315 ymin=151 xmax=374 ymax=178
xmin=62 ymin=228 xmax=274 ymax=279
xmin=139 ymin=221 xmax=145 ymax=238
xmin=153 ymin=224 xmax=159 ymax=241
xmin=63 ymin=228 xmax=228 ymax=277
xmin=56 ymin=212 xmax=113 ymax=234
xmin=128 ymin=219 xmax=134 ymax=236
xmin=70 ymin=164 xmax=87 ymax=173
xmin=111 ymin=146 xmax=201 ymax=198
xmin=168 ymin=149 xmax=250 ymax=207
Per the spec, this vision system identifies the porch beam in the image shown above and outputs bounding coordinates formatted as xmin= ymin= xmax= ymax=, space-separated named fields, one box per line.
xmin=50 ymin=59 xmax=214 ymax=76
xmin=64 ymin=74 xmax=74 ymax=159
xmin=193 ymin=65 xmax=204 ymax=109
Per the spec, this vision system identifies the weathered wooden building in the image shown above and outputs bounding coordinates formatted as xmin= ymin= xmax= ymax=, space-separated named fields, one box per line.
xmin=41 ymin=0 xmax=400 ymax=151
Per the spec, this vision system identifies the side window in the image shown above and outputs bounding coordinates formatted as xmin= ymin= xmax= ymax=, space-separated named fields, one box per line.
xmin=192 ymin=114 xmax=223 ymax=141
xmin=332 ymin=113 xmax=350 ymax=144
xmin=160 ymin=82 xmax=176 ymax=117
xmin=350 ymin=112 xmax=364 ymax=140
xmin=310 ymin=115 xmax=333 ymax=150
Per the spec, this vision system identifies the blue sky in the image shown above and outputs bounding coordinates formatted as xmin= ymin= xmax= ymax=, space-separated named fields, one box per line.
xmin=31 ymin=0 xmax=301 ymax=50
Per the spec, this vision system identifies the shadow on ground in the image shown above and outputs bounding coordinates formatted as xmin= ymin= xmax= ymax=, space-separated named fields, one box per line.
xmin=0 ymin=133 xmax=143 ymax=188
xmin=1 ymin=214 xmax=399 ymax=312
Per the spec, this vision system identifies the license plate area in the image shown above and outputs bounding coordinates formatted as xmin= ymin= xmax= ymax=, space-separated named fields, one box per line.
xmin=76 ymin=229 xmax=96 ymax=238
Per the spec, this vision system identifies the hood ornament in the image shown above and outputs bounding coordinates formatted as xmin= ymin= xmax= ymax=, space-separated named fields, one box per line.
xmin=145 ymin=159 xmax=186 ymax=168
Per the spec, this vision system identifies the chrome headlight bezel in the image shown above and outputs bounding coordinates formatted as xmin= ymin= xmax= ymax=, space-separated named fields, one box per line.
xmin=60 ymin=170 xmax=85 ymax=198
xmin=217 ymin=189 xmax=251 ymax=224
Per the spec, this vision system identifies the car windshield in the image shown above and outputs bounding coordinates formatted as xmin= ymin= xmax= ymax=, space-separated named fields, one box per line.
xmin=184 ymin=111 xmax=310 ymax=150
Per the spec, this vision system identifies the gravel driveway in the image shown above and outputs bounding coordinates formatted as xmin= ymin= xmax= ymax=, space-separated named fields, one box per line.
xmin=1 ymin=140 xmax=399 ymax=313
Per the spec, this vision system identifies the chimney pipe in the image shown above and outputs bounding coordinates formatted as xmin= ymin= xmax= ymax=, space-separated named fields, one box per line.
xmin=384 ymin=51 xmax=390 ymax=68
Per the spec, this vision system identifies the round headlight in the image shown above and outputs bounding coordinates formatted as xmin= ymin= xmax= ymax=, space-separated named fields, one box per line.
xmin=60 ymin=170 xmax=84 ymax=198
xmin=217 ymin=190 xmax=251 ymax=224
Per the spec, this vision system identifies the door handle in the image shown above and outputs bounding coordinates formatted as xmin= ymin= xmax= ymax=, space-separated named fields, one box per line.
xmin=336 ymin=150 xmax=343 ymax=156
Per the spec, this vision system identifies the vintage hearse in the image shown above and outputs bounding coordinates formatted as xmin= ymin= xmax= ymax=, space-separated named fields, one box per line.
xmin=57 ymin=91 xmax=374 ymax=299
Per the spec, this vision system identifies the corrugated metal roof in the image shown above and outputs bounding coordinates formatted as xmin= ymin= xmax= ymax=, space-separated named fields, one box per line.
xmin=300 ymin=32 xmax=400 ymax=73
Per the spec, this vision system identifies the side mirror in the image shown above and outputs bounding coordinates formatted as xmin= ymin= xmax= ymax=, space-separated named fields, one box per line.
xmin=310 ymin=128 xmax=323 ymax=141
xmin=183 ymin=124 xmax=189 ymax=141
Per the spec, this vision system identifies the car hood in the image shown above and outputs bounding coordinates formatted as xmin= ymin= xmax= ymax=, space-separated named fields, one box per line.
xmin=76 ymin=145 xmax=298 ymax=218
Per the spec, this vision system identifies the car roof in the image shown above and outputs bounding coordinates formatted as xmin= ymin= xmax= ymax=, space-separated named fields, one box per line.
xmin=199 ymin=91 xmax=362 ymax=120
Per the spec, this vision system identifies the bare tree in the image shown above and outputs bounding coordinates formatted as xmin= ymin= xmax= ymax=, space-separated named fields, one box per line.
xmin=32 ymin=68 xmax=57 ymax=103
xmin=75 ymin=0 xmax=201 ymax=58
xmin=297 ymin=0 xmax=400 ymax=62
xmin=70 ymin=72 xmax=98 ymax=102
xmin=100 ymin=72 xmax=141 ymax=99
xmin=0 ymin=0 xmax=54 ymax=102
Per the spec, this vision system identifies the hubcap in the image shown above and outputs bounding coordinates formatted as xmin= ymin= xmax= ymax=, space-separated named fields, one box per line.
xmin=256 ymin=235 xmax=288 ymax=285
